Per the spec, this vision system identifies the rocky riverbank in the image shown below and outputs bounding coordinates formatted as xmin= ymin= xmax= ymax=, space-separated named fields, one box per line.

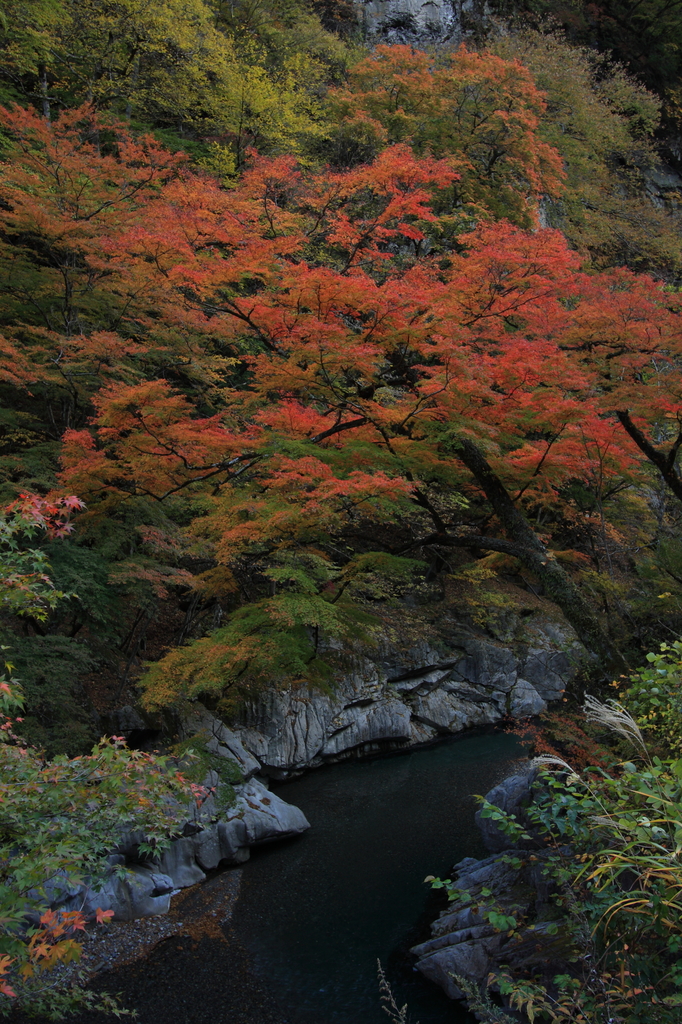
xmin=53 ymin=601 xmax=578 ymax=928
xmin=111 ymin=608 xmax=582 ymax=781
xmin=412 ymin=768 xmax=572 ymax=1013
xmin=187 ymin=614 xmax=581 ymax=777
xmin=49 ymin=769 xmax=309 ymax=923
xmin=38 ymin=730 xmax=526 ymax=1024
xmin=66 ymin=597 xmax=583 ymax=941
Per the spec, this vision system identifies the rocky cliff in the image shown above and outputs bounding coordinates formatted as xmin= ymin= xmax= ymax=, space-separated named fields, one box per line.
xmin=111 ymin=600 xmax=583 ymax=778
xmin=226 ymin=613 xmax=581 ymax=776
xmin=357 ymin=0 xmax=460 ymax=42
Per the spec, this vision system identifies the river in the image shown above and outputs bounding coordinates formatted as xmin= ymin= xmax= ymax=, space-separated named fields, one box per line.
xmin=62 ymin=730 xmax=524 ymax=1024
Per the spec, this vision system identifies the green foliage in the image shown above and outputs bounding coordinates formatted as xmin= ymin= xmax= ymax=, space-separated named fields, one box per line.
xmin=140 ymin=549 xmax=430 ymax=711
xmin=0 ymin=495 xmax=107 ymax=756
xmin=0 ymin=506 xmax=68 ymax=622
xmin=625 ymin=640 xmax=682 ymax=756
xmin=0 ymin=665 xmax=194 ymax=1016
xmin=489 ymin=0 xmax=682 ymax=106
xmin=140 ymin=589 xmax=375 ymax=712
xmin=0 ymin=0 xmax=348 ymax=166
xmin=450 ymin=559 xmax=528 ymax=632
xmin=484 ymin=908 xmax=518 ymax=932
xmin=0 ymin=0 xmax=64 ymax=104
xmin=514 ymin=755 xmax=682 ymax=1022
xmin=633 ymin=536 xmax=682 ymax=626
xmin=452 ymin=975 xmax=518 ymax=1024
xmin=45 ymin=541 xmax=126 ymax=641
xmin=425 ymin=670 xmax=682 ymax=1022
xmin=312 ymin=112 xmax=386 ymax=169
xmin=476 ymin=802 xmax=532 ymax=846
xmin=491 ymin=30 xmax=682 ymax=277
xmin=478 ymin=714 xmax=682 ymax=1020
xmin=171 ymin=732 xmax=241 ymax=810
xmin=1 ymin=633 xmax=97 ymax=756
xmin=339 ymin=552 xmax=429 ymax=603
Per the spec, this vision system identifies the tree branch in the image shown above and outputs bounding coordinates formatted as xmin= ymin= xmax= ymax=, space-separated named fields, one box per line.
xmin=616 ymin=409 xmax=682 ymax=503
xmin=310 ymin=417 xmax=367 ymax=443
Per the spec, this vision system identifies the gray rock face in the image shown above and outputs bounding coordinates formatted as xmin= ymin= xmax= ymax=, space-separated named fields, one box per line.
xmin=53 ymin=864 xmax=176 ymax=923
xmin=157 ymin=837 xmax=207 ymax=888
xmin=474 ymin=771 xmax=533 ymax=853
xmin=226 ymin=619 xmax=582 ymax=775
xmin=643 ymin=161 xmax=682 ymax=210
xmin=51 ymin=778 xmax=309 ymax=922
xmin=416 ymin=936 xmax=501 ymax=999
xmin=359 ymin=0 xmax=459 ymax=42
xmin=413 ymin=846 xmax=571 ymax=1004
xmin=177 ymin=705 xmax=261 ymax=779
xmin=509 ymin=678 xmax=547 ymax=719
xmin=105 ymin=705 xmax=149 ymax=736
xmin=414 ymin=772 xmax=571 ymax=1009
xmin=227 ymin=778 xmax=311 ymax=849
xmin=99 ymin=868 xmax=175 ymax=922
xmin=322 ymin=696 xmax=413 ymax=756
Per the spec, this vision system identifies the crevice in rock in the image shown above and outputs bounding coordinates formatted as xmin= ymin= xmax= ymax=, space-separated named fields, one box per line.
xmin=387 ymin=659 xmax=461 ymax=683
xmin=327 ymin=722 xmax=354 ymax=736
xmin=411 ymin=713 xmax=453 ymax=734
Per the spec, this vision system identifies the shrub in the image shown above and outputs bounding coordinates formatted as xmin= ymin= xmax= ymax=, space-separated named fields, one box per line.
xmin=624 ymin=640 xmax=682 ymax=756
xmin=431 ymin=688 xmax=682 ymax=1022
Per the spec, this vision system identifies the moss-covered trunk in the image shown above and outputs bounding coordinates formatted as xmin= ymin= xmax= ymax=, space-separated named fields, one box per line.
xmin=454 ymin=437 xmax=627 ymax=676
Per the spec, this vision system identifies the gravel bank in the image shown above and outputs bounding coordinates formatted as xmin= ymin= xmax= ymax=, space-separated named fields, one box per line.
xmin=10 ymin=866 xmax=296 ymax=1024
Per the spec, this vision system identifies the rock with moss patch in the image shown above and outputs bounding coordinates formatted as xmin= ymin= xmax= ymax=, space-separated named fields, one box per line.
xmin=226 ymin=618 xmax=583 ymax=775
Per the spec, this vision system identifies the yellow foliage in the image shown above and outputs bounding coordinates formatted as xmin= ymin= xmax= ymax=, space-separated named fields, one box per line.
xmin=492 ymin=30 xmax=682 ymax=276
xmin=8 ymin=0 xmax=343 ymax=165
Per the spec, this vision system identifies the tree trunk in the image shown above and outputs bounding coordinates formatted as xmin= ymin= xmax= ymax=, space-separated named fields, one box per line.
xmin=616 ymin=410 xmax=682 ymax=504
xmin=454 ymin=436 xmax=627 ymax=675
xmin=39 ymin=65 xmax=50 ymax=121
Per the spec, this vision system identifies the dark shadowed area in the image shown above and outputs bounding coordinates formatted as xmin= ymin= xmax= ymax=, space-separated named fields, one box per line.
xmin=18 ymin=731 xmax=523 ymax=1024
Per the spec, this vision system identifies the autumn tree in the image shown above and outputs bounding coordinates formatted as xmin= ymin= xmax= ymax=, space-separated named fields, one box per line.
xmin=4 ymin=91 xmax=682 ymax=718
xmin=0 ymin=0 xmax=346 ymax=167
xmin=323 ymin=44 xmax=564 ymax=228
xmin=491 ymin=30 xmax=682 ymax=278
xmin=0 ymin=104 xmax=219 ymax=438
xmin=48 ymin=142 xmax=661 ymax=682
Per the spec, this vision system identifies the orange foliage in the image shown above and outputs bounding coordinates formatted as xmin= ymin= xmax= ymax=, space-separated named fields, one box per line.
xmin=0 ymin=91 xmax=680 ymax=606
xmin=328 ymin=44 xmax=564 ymax=226
xmin=508 ymin=711 xmax=615 ymax=770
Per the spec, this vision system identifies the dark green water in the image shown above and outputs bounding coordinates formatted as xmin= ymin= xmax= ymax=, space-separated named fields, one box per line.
xmin=232 ymin=731 xmax=525 ymax=1024
xmin=47 ymin=730 xmax=524 ymax=1024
